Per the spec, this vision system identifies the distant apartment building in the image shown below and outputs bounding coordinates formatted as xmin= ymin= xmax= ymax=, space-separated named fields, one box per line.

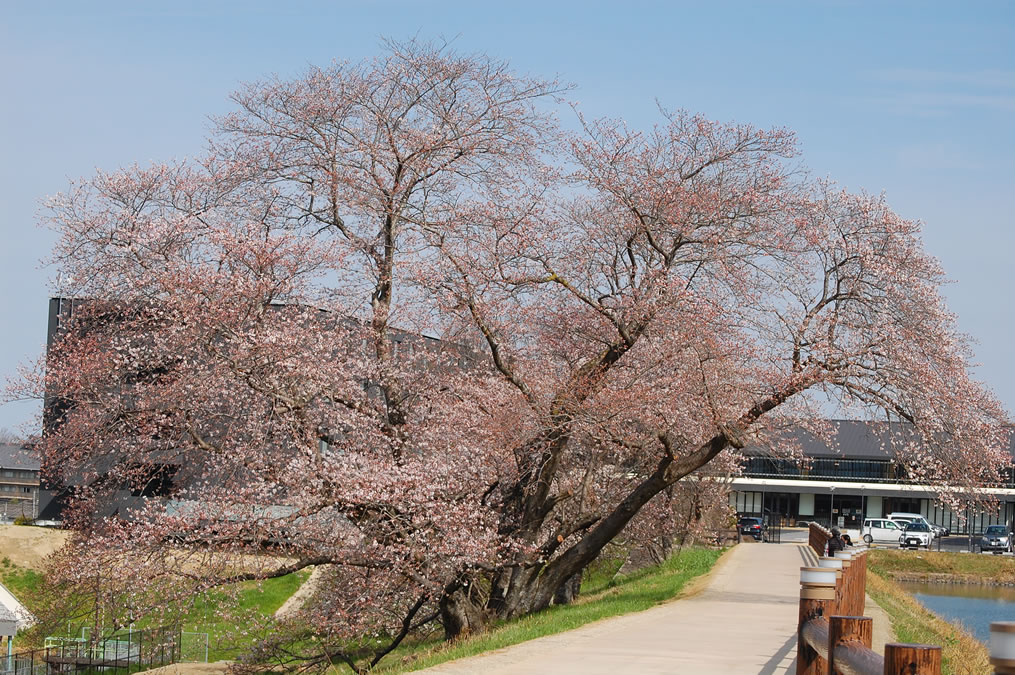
xmin=0 ymin=444 xmax=40 ymax=521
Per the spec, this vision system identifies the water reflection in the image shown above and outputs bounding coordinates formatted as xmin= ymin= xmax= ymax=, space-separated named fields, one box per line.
xmin=898 ymin=580 xmax=1015 ymax=644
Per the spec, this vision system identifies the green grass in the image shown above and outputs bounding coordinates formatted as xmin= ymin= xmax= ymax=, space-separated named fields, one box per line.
xmin=370 ymin=546 xmax=723 ymax=673
xmin=866 ymin=569 xmax=990 ymax=675
xmin=2 ymin=545 xmax=720 ymax=672
xmin=1 ymin=551 xmax=308 ymax=663
xmin=180 ymin=571 xmax=310 ymax=661
xmin=0 ymin=556 xmax=44 ymax=601
xmin=577 ymin=546 xmax=628 ymax=595
xmin=868 ymin=548 xmax=1015 ymax=583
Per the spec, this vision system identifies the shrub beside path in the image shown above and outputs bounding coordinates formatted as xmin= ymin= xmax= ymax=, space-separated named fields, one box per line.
xmin=419 ymin=543 xmax=831 ymax=674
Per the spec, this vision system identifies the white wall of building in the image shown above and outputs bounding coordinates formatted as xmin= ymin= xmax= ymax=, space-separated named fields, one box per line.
xmin=0 ymin=581 xmax=35 ymax=631
xmin=799 ymin=493 xmax=814 ymax=516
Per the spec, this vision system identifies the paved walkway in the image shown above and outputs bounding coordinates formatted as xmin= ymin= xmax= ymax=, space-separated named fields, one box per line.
xmin=421 ymin=542 xmax=807 ymax=674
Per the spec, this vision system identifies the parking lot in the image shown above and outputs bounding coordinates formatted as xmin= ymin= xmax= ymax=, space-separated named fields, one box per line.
xmin=867 ymin=535 xmax=1015 ymax=555
xmin=749 ymin=527 xmax=1013 ymax=556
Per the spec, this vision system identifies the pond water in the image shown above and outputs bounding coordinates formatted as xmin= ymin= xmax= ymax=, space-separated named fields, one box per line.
xmin=898 ymin=580 xmax=1015 ymax=644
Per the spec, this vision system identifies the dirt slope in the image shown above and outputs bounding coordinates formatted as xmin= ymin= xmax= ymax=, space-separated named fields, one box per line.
xmin=0 ymin=525 xmax=70 ymax=568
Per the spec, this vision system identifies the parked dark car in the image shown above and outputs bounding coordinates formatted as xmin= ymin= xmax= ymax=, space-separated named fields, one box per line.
xmin=738 ymin=516 xmax=765 ymax=541
xmin=981 ymin=525 xmax=1012 ymax=554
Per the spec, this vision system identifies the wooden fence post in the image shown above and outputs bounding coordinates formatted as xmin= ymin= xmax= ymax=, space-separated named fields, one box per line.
xmin=798 ymin=568 xmax=838 ymax=675
xmin=809 ymin=522 xmax=832 ymax=557
xmin=833 ymin=550 xmax=866 ymax=616
xmin=990 ymin=621 xmax=1015 ymax=674
xmin=848 ymin=553 xmax=861 ymax=615
xmin=853 ymin=551 xmax=868 ymax=616
xmin=834 ymin=553 xmax=854 ymax=615
xmin=884 ymin=643 xmax=942 ymax=674
xmin=829 ymin=616 xmax=872 ymax=673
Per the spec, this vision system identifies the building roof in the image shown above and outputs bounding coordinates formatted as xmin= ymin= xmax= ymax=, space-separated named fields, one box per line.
xmin=798 ymin=420 xmax=915 ymax=459
xmin=747 ymin=419 xmax=1015 ymax=461
xmin=0 ymin=444 xmax=40 ymax=471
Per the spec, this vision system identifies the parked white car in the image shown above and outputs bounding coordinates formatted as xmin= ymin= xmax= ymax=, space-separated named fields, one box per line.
xmin=861 ymin=518 xmax=903 ymax=544
xmin=899 ymin=521 xmax=933 ymax=549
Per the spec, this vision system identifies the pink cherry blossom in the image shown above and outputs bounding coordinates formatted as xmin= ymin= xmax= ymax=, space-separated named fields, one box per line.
xmin=12 ymin=39 xmax=1008 ymax=672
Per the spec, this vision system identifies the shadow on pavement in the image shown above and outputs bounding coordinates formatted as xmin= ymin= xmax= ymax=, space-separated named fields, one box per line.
xmin=758 ymin=632 xmax=797 ymax=674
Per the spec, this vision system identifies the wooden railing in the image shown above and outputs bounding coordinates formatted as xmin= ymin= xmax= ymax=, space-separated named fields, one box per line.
xmin=809 ymin=521 xmax=831 ymax=557
xmin=714 ymin=528 xmax=741 ymax=547
xmin=797 ymin=523 xmax=942 ymax=674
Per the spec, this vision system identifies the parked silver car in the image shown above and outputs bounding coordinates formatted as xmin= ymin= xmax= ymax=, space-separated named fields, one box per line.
xmin=981 ymin=525 xmax=1012 ymax=554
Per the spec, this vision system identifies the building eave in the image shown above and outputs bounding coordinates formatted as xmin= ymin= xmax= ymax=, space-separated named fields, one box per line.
xmin=729 ymin=476 xmax=1015 ymax=499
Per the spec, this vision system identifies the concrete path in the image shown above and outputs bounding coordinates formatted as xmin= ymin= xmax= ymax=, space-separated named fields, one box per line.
xmin=420 ymin=542 xmax=807 ymax=674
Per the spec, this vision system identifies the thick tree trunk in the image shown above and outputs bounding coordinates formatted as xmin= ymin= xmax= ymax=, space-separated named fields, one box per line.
xmin=439 ymin=434 xmax=729 ymax=640
xmin=486 ymin=565 xmax=553 ymax=619
xmin=439 ymin=586 xmax=489 ymax=640
xmin=482 ymin=434 xmax=733 ymax=631
xmin=553 ymin=570 xmax=582 ymax=605
xmin=440 ymin=386 xmax=815 ymax=640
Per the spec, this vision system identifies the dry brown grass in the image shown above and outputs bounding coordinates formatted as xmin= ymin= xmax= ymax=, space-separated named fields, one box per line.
xmin=0 ymin=525 xmax=70 ymax=568
xmin=869 ymin=548 xmax=1015 ymax=584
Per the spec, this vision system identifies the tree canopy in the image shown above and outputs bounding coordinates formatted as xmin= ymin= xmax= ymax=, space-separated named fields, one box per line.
xmin=20 ymin=39 xmax=1009 ymax=671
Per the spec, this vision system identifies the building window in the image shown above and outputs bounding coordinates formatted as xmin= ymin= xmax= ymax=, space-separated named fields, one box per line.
xmin=733 ymin=491 xmax=764 ymax=513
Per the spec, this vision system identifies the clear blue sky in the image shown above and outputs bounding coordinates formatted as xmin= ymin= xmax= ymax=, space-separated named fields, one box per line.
xmin=2 ymin=1 xmax=1013 ymax=432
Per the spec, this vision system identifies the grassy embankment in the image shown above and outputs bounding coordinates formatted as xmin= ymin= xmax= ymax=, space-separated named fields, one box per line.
xmin=180 ymin=570 xmax=310 ymax=661
xmin=1 ymin=551 xmax=308 ymax=662
xmin=0 ymin=557 xmax=44 ymax=599
xmin=868 ymin=547 xmax=1015 ymax=584
xmin=368 ymin=546 xmax=723 ymax=673
xmin=2 ymin=525 xmax=722 ymax=671
xmin=866 ymin=550 xmax=994 ymax=675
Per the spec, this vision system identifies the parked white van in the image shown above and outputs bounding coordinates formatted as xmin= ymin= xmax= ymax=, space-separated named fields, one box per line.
xmin=887 ymin=512 xmax=939 ymax=538
xmin=862 ymin=518 xmax=903 ymax=544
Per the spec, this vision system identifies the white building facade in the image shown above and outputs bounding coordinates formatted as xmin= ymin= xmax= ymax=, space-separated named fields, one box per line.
xmin=729 ymin=420 xmax=1015 ymax=536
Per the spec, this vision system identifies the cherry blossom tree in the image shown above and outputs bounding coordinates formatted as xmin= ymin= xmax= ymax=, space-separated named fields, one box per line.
xmin=18 ymin=39 xmax=1010 ymax=671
